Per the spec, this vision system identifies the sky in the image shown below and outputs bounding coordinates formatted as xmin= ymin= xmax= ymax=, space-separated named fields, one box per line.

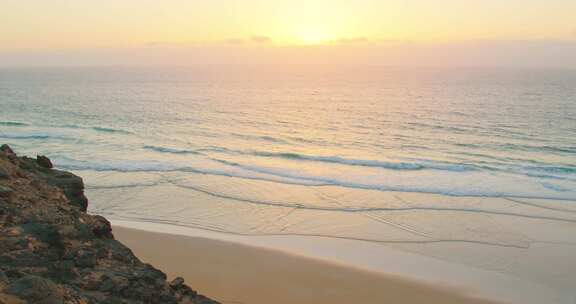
xmin=1 ymin=0 xmax=576 ymax=67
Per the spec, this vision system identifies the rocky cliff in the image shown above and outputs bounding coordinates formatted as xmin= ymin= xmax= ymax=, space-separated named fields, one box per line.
xmin=0 ymin=144 xmax=218 ymax=304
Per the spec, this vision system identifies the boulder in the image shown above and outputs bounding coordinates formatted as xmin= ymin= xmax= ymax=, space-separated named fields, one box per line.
xmin=36 ymin=155 xmax=53 ymax=169
xmin=170 ymin=277 xmax=186 ymax=289
xmin=0 ymin=144 xmax=14 ymax=155
xmin=85 ymin=215 xmax=114 ymax=239
xmin=46 ymin=170 xmax=89 ymax=211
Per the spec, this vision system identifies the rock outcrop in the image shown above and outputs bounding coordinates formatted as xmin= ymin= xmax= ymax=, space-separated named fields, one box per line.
xmin=0 ymin=144 xmax=219 ymax=304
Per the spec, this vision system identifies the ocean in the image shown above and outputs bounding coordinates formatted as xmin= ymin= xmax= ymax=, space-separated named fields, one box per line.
xmin=1 ymin=66 xmax=575 ymax=302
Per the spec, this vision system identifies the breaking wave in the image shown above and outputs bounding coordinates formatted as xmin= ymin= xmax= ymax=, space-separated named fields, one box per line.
xmin=249 ymin=151 xmax=475 ymax=172
xmin=52 ymin=155 xmax=576 ymax=201
xmin=143 ymin=145 xmax=202 ymax=155
xmin=0 ymin=121 xmax=29 ymax=127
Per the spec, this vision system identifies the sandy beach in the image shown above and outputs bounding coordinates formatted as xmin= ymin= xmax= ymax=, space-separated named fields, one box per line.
xmin=3 ymin=2 xmax=576 ymax=304
xmin=114 ymin=226 xmax=497 ymax=304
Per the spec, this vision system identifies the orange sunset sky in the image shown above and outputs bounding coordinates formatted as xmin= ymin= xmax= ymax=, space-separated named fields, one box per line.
xmin=1 ymin=0 xmax=576 ymax=67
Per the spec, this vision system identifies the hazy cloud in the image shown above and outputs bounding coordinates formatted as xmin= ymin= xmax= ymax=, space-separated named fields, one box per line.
xmin=144 ymin=41 xmax=181 ymax=47
xmin=222 ymin=36 xmax=271 ymax=45
xmin=142 ymin=41 xmax=201 ymax=48
xmin=332 ymin=37 xmax=369 ymax=44
xmin=2 ymin=40 xmax=576 ymax=68
xmin=250 ymin=35 xmax=271 ymax=43
xmin=225 ymin=38 xmax=245 ymax=45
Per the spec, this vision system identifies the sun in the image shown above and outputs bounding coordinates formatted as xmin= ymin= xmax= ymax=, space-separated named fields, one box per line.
xmin=296 ymin=25 xmax=335 ymax=45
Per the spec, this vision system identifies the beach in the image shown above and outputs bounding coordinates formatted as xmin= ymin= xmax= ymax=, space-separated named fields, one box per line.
xmin=3 ymin=2 xmax=576 ymax=303
xmin=2 ymin=66 xmax=575 ymax=303
xmin=114 ymin=226 xmax=496 ymax=304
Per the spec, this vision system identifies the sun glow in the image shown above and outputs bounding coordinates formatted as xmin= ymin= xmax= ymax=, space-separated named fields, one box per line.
xmin=1 ymin=0 xmax=575 ymax=50
xmin=296 ymin=25 xmax=335 ymax=45
xmin=272 ymin=2 xmax=353 ymax=46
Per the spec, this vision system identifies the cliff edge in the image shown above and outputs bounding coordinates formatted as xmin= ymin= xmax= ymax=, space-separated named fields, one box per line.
xmin=0 ymin=144 xmax=219 ymax=304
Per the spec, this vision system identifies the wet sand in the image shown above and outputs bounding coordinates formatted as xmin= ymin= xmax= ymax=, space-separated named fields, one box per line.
xmin=114 ymin=226 xmax=497 ymax=304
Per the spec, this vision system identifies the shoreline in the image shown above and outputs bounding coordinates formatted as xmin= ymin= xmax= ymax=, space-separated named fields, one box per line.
xmin=110 ymin=219 xmax=564 ymax=304
xmin=112 ymin=220 xmax=561 ymax=303
xmin=113 ymin=225 xmax=499 ymax=304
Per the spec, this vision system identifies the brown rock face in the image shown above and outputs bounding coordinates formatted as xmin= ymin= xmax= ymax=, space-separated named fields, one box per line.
xmin=36 ymin=155 xmax=54 ymax=169
xmin=0 ymin=144 xmax=219 ymax=304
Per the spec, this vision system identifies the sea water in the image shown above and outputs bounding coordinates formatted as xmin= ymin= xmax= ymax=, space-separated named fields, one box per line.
xmin=1 ymin=66 xmax=575 ymax=302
